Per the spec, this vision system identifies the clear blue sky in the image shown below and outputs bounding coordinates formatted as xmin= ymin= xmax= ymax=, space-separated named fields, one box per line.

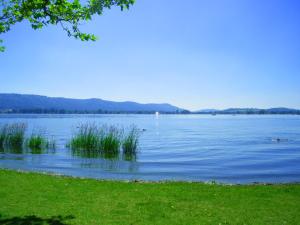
xmin=0 ymin=0 xmax=299 ymax=110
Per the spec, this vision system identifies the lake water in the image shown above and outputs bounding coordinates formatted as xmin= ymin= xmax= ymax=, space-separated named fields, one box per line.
xmin=0 ymin=114 xmax=300 ymax=184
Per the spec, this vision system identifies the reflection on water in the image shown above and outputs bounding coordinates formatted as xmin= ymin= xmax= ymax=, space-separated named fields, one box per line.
xmin=71 ymin=148 xmax=138 ymax=172
xmin=0 ymin=146 xmax=23 ymax=154
xmin=71 ymin=148 xmax=103 ymax=159
xmin=0 ymin=146 xmax=56 ymax=155
xmin=71 ymin=148 xmax=137 ymax=161
xmin=79 ymin=158 xmax=139 ymax=173
xmin=27 ymin=147 xmax=56 ymax=155
xmin=122 ymin=152 xmax=137 ymax=162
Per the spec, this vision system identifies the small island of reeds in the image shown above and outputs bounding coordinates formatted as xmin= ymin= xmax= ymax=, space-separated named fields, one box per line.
xmin=68 ymin=123 xmax=140 ymax=159
xmin=0 ymin=123 xmax=55 ymax=153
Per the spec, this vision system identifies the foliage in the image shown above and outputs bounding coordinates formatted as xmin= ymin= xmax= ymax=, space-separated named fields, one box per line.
xmin=69 ymin=123 xmax=139 ymax=158
xmin=0 ymin=124 xmax=7 ymax=147
xmin=1 ymin=169 xmax=300 ymax=225
xmin=0 ymin=0 xmax=135 ymax=51
xmin=122 ymin=124 xmax=140 ymax=155
xmin=69 ymin=123 xmax=101 ymax=150
xmin=100 ymin=125 xmax=122 ymax=153
xmin=0 ymin=123 xmax=26 ymax=149
xmin=25 ymin=133 xmax=56 ymax=152
xmin=0 ymin=123 xmax=56 ymax=153
xmin=69 ymin=123 xmax=122 ymax=153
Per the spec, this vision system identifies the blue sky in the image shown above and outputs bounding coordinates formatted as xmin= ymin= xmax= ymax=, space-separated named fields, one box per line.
xmin=0 ymin=0 xmax=300 ymax=110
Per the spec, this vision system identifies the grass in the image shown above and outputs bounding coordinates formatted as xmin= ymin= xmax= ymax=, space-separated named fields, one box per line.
xmin=0 ymin=122 xmax=141 ymax=158
xmin=0 ymin=169 xmax=300 ymax=225
xmin=122 ymin=125 xmax=140 ymax=155
xmin=0 ymin=125 xmax=6 ymax=147
xmin=69 ymin=123 xmax=138 ymax=158
xmin=0 ymin=123 xmax=55 ymax=153
xmin=0 ymin=123 xmax=26 ymax=149
xmin=100 ymin=125 xmax=122 ymax=154
xmin=25 ymin=133 xmax=56 ymax=153
xmin=69 ymin=123 xmax=101 ymax=151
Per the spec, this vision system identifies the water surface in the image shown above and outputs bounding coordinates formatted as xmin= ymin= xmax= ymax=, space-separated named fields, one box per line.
xmin=0 ymin=114 xmax=300 ymax=184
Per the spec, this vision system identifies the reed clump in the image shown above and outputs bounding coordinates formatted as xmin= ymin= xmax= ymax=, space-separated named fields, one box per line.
xmin=69 ymin=123 xmax=102 ymax=150
xmin=0 ymin=123 xmax=55 ymax=153
xmin=100 ymin=125 xmax=122 ymax=154
xmin=122 ymin=125 xmax=140 ymax=155
xmin=25 ymin=133 xmax=56 ymax=152
xmin=68 ymin=123 xmax=141 ymax=158
xmin=0 ymin=123 xmax=26 ymax=149
xmin=0 ymin=124 xmax=7 ymax=147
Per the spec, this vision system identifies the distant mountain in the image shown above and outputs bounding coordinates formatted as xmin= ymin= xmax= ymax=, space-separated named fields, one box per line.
xmin=222 ymin=108 xmax=261 ymax=114
xmin=0 ymin=94 xmax=186 ymax=113
xmin=195 ymin=109 xmax=219 ymax=113
xmin=265 ymin=107 xmax=300 ymax=114
xmin=194 ymin=107 xmax=300 ymax=115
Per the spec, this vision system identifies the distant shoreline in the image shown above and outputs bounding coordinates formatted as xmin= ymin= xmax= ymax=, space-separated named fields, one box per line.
xmin=0 ymin=112 xmax=300 ymax=115
xmin=1 ymin=94 xmax=300 ymax=115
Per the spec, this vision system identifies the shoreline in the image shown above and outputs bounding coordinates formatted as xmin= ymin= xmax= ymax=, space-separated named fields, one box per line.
xmin=1 ymin=168 xmax=300 ymax=186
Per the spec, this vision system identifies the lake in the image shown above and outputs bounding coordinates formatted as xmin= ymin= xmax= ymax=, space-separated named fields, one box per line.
xmin=0 ymin=114 xmax=300 ymax=184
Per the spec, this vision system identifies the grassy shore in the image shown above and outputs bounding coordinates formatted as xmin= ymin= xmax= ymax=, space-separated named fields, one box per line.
xmin=0 ymin=170 xmax=300 ymax=225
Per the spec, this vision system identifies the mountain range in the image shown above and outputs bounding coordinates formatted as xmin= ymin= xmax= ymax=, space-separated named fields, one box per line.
xmin=0 ymin=94 xmax=185 ymax=113
xmin=0 ymin=94 xmax=299 ymax=114
xmin=196 ymin=108 xmax=300 ymax=114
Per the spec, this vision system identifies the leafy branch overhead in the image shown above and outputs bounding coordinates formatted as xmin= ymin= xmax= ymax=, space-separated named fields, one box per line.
xmin=0 ymin=0 xmax=135 ymax=51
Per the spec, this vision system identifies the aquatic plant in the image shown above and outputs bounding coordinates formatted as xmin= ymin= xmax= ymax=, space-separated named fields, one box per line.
xmin=68 ymin=123 xmax=141 ymax=159
xmin=69 ymin=124 xmax=123 ymax=151
xmin=122 ymin=125 xmax=140 ymax=155
xmin=0 ymin=123 xmax=56 ymax=153
xmin=100 ymin=125 xmax=122 ymax=154
xmin=69 ymin=123 xmax=101 ymax=150
xmin=0 ymin=123 xmax=26 ymax=149
xmin=26 ymin=134 xmax=47 ymax=149
xmin=25 ymin=133 xmax=56 ymax=153
xmin=122 ymin=151 xmax=137 ymax=161
xmin=0 ymin=124 xmax=8 ymax=148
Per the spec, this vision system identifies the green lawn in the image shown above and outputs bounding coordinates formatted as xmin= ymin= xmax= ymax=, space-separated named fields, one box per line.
xmin=0 ymin=169 xmax=300 ymax=225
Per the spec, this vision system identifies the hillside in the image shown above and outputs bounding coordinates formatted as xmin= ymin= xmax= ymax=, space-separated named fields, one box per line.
xmin=0 ymin=94 xmax=185 ymax=113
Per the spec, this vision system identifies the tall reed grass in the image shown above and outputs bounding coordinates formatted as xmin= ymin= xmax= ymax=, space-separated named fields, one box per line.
xmin=69 ymin=123 xmax=102 ymax=150
xmin=100 ymin=125 xmax=122 ymax=154
xmin=68 ymin=123 xmax=140 ymax=159
xmin=0 ymin=123 xmax=26 ymax=149
xmin=0 ymin=122 xmax=140 ymax=159
xmin=122 ymin=125 xmax=140 ymax=155
xmin=0 ymin=123 xmax=55 ymax=153
xmin=25 ymin=133 xmax=56 ymax=153
xmin=0 ymin=124 xmax=7 ymax=147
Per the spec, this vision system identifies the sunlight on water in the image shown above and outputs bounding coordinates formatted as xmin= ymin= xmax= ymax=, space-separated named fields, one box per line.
xmin=0 ymin=114 xmax=300 ymax=183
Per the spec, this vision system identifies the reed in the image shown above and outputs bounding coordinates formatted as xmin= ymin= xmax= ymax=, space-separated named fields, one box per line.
xmin=122 ymin=125 xmax=140 ymax=155
xmin=69 ymin=123 xmax=101 ymax=150
xmin=68 ymin=123 xmax=141 ymax=159
xmin=0 ymin=124 xmax=8 ymax=148
xmin=25 ymin=133 xmax=56 ymax=152
xmin=68 ymin=123 xmax=123 ymax=155
xmin=100 ymin=125 xmax=122 ymax=154
xmin=0 ymin=123 xmax=26 ymax=149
